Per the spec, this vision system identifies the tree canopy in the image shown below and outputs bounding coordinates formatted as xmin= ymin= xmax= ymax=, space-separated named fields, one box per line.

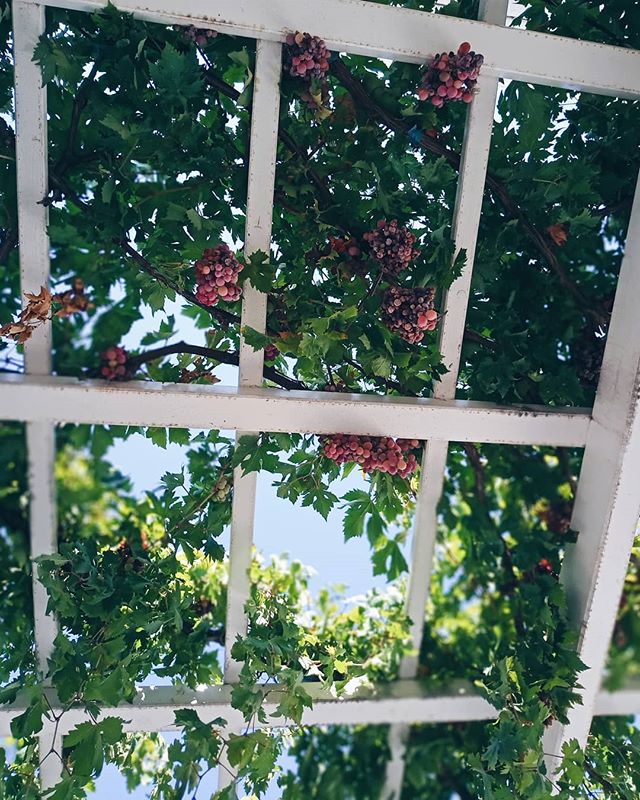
xmin=1 ymin=0 xmax=640 ymax=798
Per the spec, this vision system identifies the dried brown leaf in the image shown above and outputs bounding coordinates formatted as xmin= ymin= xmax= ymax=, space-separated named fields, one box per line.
xmin=547 ymin=223 xmax=568 ymax=247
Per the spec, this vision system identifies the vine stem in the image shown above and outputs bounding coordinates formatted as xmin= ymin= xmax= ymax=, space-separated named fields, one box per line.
xmin=165 ymin=463 xmax=230 ymax=536
xmin=126 ymin=340 xmax=308 ymax=392
xmin=54 ymin=61 xmax=100 ymax=176
xmin=116 ymin=239 xmax=239 ymax=329
xmin=357 ymin=270 xmax=383 ymax=310
xmin=40 ymin=694 xmax=72 ymax=778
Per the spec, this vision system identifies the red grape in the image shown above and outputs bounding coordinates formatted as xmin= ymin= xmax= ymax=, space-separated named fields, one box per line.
xmin=100 ymin=345 xmax=130 ymax=381
xmin=363 ymin=219 xmax=420 ymax=277
xmin=417 ymin=42 xmax=484 ymax=107
xmin=284 ymin=32 xmax=331 ymax=81
xmin=320 ymin=433 xmax=420 ymax=478
xmin=195 ymin=244 xmax=243 ymax=307
xmin=381 ymin=285 xmax=439 ymax=344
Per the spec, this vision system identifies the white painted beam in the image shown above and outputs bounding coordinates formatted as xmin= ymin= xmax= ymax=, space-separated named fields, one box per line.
xmin=13 ymin=3 xmax=59 ymax=791
xmin=0 ymin=374 xmax=592 ymax=447
xmin=399 ymin=440 xmax=449 ymax=681
xmin=434 ymin=68 xmax=501 ymax=400
xmin=13 ymin=0 xmax=51 ymax=376
xmin=384 ymin=724 xmax=409 ymax=800
xmin=593 ymin=679 xmax=640 ymax=717
xmin=0 ymin=681 xmax=518 ymax=735
xmin=224 ymin=40 xmax=282 ymax=697
xmin=14 ymin=0 xmax=57 ymax=672
xmin=22 ymin=0 xmax=640 ymax=98
xmin=38 ymin=718 xmax=63 ymax=789
xmin=545 ymin=170 xmax=640 ymax=771
xmin=26 ymin=423 xmax=58 ymax=673
xmin=385 ymin=6 xmax=509 ymax=797
xmin=401 ymin=36 xmax=505 ymax=678
xmin=237 ymin=39 xmax=281 ymax=392
xmin=1 ymin=680 xmax=639 ymax=738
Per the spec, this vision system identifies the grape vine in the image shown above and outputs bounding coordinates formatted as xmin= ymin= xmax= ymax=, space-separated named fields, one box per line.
xmin=0 ymin=2 xmax=638 ymax=799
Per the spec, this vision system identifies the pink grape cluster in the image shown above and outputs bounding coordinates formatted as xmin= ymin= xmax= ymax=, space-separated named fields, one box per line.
xmin=264 ymin=344 xmax=279 ymax=362
xmin=381 ymin=285 xmax=438 ymax=344
xmin=323 ymin=381 xmax=347 ymax=392
xmin=195 ymin=245 xmax=243 ymax=307
xmin=537 ymin=502 xmax=573 ymax=535
xmin=320 ymin=434 xmax=420 ymax=478
xmin=100 ymin=346 xmax=130 ymax=381
xmin=363 ymin=219 xmax=420 ymax=277
xmin=417 ymin=42 xmax=484 ymax=107
xmin=178 ymin=26 xmax=218 ymax=47
xmin=284 ymin=32 xmax=331 ymax=80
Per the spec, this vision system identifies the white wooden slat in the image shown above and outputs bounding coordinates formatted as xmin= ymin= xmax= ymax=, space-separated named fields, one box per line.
xmin=400 ymin=1 xmax=506 ymax=675
xmin=403 ymin=0 xmax=509 ymax=667
xmin=434 ymin=71 xmax=500 ymax=400
xmin=398 ymin=440 xmax=449 ymax=681
xmin=544 ymin=170 xmax=640 ymax=773
xmin=384 ymin=4 xmax=509 ymax=795
xmin=219 ymin=38 xmax=281 ymax=790
xmin=237 ymin=38 xmax=282 ymax=390
xmin=14 ymin=0 xmax=58 ymax=673
xmin=0 ymin=375 xmax=592 ymax=446
xmin=13 ymin=0 xmax=51 ymax=376
xmin=26 ymin=423 xmax=57 ymax=673
xmin=224 ymin=38 xmax=282 ymax=709
xmin=383 ymin=724 xmax=409 ymax=800
xmin=38 ymin=719 xmax=63 ymax=790
xmin=13 ymin=2 xmax=60 ymax=790
xmin=1 ymin=679 xmax=639 ymax=737
xmin=22 ymin=0 xmax=640 ymax=98
xmin=593 ymin=678 xmax=640 ymax=717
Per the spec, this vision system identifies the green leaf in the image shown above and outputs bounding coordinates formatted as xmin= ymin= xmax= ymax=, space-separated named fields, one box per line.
xmin=148 ymin=44 xmax=203 ymax=109
xmin=241 ymin=326 xmax=272 ymax=352
xmin=242 ymin=250 xmax=276 ymax=293
xmin=10 ymin=693 xmax=46 ymax=739
xmin=146 ymin=427 xmax=168 ymax=449
xmin=84 ymin=665 xmax=129 ymax=705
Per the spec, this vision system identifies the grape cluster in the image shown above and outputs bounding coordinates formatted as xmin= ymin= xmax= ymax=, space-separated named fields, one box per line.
xmin=177 ymin=26 xmax=218 ymax=47
xmin=417 ymin=42 xmax=484 ymax=108
xmin=264 ymin=344 xmax=279 ymax=362
xmin=380 ymin=286 xmax=438 ymax=344
xmin=195 ymin=244 xmax=243 ymax=306
xmin=284 ymin=32 xmax=331 ymax=80
xmin=320 ymin=434 xmax=420 ymax=478
xmin=363 ymin=219 xmax=419 ymax=277
xmin=537 ymin=502 xmax=573 ymax=534
xmin=213 ymin=475 xmax=231 ymax=502
xmin=323 ymin=380 xmax=347 ymax=392
xmin=100 ymin=346 xmax=130 ymax=381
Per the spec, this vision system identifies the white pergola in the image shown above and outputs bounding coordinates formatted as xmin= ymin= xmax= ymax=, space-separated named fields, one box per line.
xmin=5 ymin=0 xmax=640 ymax=794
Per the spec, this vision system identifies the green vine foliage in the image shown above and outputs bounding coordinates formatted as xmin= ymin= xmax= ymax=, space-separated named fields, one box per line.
xmin=1 ymin=0 xmax=640 ymax=797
